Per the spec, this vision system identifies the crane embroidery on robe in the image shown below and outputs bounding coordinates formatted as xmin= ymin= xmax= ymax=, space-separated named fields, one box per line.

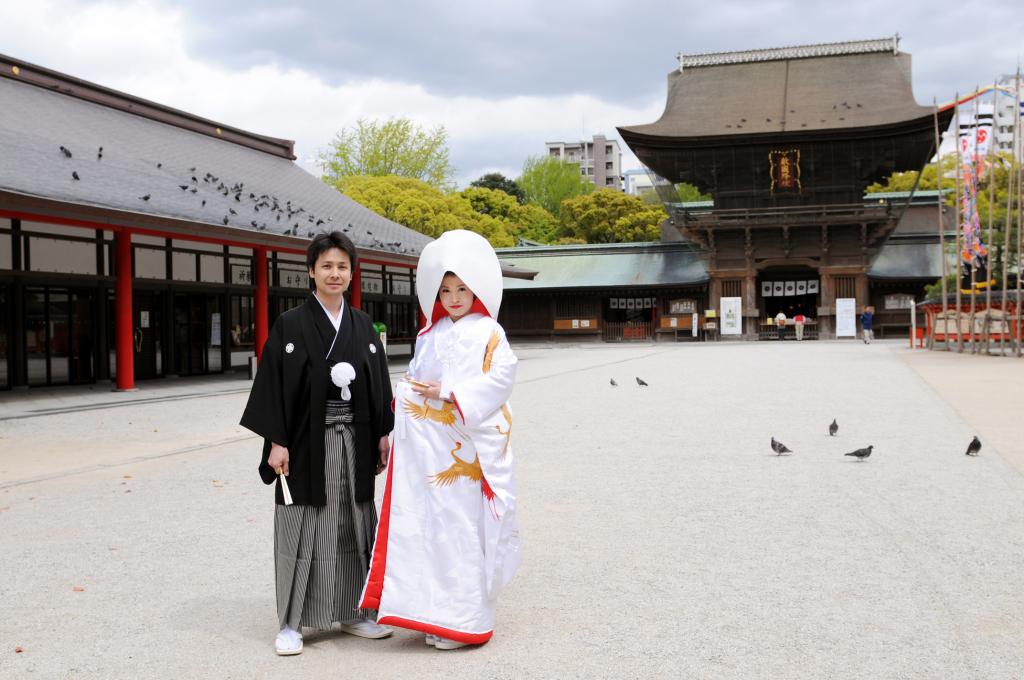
xmin=482 ymin=330 xmax=500 ymax=373
xmin=402 ymin=397 xmax=457 ymax=426
xmin=495 ymin=403 xmax=512 ymax=458
xmin=430 ymin=440 xmax=499 ymax=517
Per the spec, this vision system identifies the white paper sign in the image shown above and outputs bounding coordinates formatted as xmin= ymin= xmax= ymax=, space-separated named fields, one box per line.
xmin=796 ymin=281 xmax=807 ymax=295
xmin=691 ymin=313 xmax=698 ymax=337
xmin=784 ymin=281 xmax=796 ymax=295
xmin=808 ymin=280 xmax=820 ymax=294
xmin=836 ymin=298 xmax=857 ymax=337
xmin=721 ymin=297 xmax=742 ymax=336
xmin=140 ymin=311 xmax=150 ymax=329
xmin=761 ymin=281 xmax=773 ymax=297
xmin=773 ymin=282 xmax=784 ymax=296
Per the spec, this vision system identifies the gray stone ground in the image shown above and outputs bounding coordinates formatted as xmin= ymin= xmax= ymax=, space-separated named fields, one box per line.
xmin=1 ymin=341 xmax=1023 ymax=679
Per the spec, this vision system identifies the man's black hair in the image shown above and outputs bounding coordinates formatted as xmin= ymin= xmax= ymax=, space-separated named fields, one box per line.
xmin=306 ymin=231 xmax=358 ymax=272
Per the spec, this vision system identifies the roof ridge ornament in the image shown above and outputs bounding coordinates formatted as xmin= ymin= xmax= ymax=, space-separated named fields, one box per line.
xmin=676 ymin=35 xmax=901 ymax=72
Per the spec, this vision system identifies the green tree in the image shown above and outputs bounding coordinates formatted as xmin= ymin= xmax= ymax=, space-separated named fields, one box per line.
xmin=870 ymin=154 xmax=1022 ymax=288
xmin=469 ymin=172 xmax=526 ymax=204
xmin=334 ymin=175 xmax=514 ymax=247
xmin=461 ymin=186 xmax=561 ymax=244
xmin=558 ymin=189 xmax=666 ymax=243
xmin=517 ymin=155 xmax=593 ymax=216
xmin=320 ymin=118 xmax=456 ymax=190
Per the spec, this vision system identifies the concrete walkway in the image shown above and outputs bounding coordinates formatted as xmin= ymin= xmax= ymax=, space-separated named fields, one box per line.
xmin=1 ymin=341 xmax=1022 ymax=679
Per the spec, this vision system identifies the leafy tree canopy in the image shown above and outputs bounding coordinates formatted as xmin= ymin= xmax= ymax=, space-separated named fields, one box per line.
xmin=558 ymin=189 xmax=666 ymax=243
xmin=320 ymin=118 xmax=456 ymax=190
xmin=469 ymin=172 xmax=526 ymax=204
xmin=517 ymin=155 xmax=593 ymax=216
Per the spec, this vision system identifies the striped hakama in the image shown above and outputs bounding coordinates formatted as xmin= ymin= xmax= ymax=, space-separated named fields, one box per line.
xmin=274 ymin=400 xmax=378 ymax=630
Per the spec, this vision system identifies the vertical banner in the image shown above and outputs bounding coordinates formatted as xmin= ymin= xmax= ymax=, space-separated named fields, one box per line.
xmin=721 ymin=296 xmax=742 ymax=335
xmin=836 ymin=298 xmax=857 ymax=337
xmin=761 ymin=281 xmax=773 ymax=297
xmin=691 ymin=312 xmax=698 ymax=337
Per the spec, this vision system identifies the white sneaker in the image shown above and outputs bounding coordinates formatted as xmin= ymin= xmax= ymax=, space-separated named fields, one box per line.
xmin=338 ymin=617 xmax=394 ymax=639
xmin=433 ymin=637 xmax=469 ymax=650
xmin=425 ymin=634 xmax=439 ymax=646
xmin=275 ymin=626 xmax=303 ymax=656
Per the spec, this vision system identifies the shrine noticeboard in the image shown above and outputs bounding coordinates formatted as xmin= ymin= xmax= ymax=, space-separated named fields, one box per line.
xmin=836 ymin=298 xmax=857 ymax=337
xmin=721 ymin=297 xmax=742 ymax=335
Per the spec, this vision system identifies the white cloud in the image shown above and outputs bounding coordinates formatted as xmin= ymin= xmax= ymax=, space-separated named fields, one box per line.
xmin=1 ymin=0 xmax=659 ymax=186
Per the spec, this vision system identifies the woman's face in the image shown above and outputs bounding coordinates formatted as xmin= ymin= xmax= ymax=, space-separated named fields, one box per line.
xmin=308 ymin=247 xmax=351 ymax=297
xmin=438 ymin=273 xmax=475 ymax=321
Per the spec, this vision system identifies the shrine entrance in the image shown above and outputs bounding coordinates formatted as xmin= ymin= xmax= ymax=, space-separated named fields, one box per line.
xmin=758 ymin=266 xmax=820 ymax=339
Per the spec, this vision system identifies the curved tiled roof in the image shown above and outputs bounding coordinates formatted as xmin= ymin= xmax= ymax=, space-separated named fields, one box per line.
xmin=0 ymin=55 xmax=432 ymax=257
xmin=620 ymin=42 xmax=933 ymax=141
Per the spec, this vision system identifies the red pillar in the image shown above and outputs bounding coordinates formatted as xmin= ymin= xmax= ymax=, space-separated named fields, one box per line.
xmin=114 ymin=229 xmax=135 ymax=391
xmin=254 ymin=247 xmax=269 ymax=361
xmin=350 ymin=263 xmax=362 ymax=310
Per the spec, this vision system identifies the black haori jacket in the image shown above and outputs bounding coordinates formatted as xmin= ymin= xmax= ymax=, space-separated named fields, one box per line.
xmin=240 ymin=295 xmax=394 ymax=505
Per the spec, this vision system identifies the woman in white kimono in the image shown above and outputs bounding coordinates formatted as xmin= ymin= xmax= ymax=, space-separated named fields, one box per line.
xmin=360 ymin=230 xmax=521 ymax=650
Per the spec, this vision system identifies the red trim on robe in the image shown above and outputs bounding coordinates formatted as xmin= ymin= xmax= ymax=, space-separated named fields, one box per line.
xmin=376 ymin=615 xmax=493 ymax=645
xmin=450 ymin=392 xmax=466 ymax=424
xmin=359 ymin=440 xmax=396 ymax=610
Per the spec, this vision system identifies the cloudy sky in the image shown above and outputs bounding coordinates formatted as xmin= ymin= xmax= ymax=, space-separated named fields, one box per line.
xmin=2 ymin=1 xmax=1021 ymax=186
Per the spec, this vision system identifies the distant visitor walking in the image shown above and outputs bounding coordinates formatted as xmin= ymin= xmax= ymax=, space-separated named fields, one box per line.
xmin=861 ymin=306 xmax=874 ymax=344
xmin=775 ymin=310 xmax=787 ymax=340
xmin=794 ymin=313 xmax=806 ymax=341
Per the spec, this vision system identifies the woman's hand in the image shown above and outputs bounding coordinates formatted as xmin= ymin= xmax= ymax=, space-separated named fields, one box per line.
xmin=376 ymin=435 xmax=390 ymax=475
xmin=410 ymin=380 xmax=445 ymax=402
xmin=268 ymin=443 xmax=290 ymax=476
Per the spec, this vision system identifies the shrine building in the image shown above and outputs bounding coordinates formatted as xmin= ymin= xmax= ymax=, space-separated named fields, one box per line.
xmin=497 ymin=37 xmax=954 ymax=341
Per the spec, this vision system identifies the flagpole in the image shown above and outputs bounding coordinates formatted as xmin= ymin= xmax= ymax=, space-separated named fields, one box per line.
xmin=954 ymin=93 xmax=964 ymax=353
xmin=934 ymin=99 xmax=950 ymax=352
xmin=969 ymin=89 xmax=979 ymax=354
xmin=1001 ymin=77 xmax=1017 ymax=355
xmin=980 ymin=83 xmax=994 ymax=352
xmin=1015 ymin=69 xmax=1023 ymax=357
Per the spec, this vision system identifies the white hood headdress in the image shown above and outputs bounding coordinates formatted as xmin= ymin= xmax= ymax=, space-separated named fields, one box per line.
xmin=416 ymin=230 xmax=502 ymax=331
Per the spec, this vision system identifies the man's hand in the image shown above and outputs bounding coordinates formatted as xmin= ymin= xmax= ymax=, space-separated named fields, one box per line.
xmin=376 ymin=435 xmax=390 ymax=475
xmin=268 ymin=443 xmax=289 ymax=476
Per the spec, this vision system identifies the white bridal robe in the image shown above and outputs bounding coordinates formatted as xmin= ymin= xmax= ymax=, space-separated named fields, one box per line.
xmin=360 ymin=313 xmax=521 ymax=644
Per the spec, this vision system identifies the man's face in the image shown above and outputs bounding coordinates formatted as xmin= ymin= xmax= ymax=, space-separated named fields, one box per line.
xmin=308 ymin=247 xmax=352 ymax=297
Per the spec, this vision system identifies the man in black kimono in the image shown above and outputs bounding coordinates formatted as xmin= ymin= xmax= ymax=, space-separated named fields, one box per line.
xmin=240 ymin=232 xmax=395 ymax=655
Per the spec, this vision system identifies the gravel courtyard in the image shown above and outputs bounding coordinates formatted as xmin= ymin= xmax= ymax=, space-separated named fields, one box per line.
xmin=2 ymin=341 xmax=1022 ymax=679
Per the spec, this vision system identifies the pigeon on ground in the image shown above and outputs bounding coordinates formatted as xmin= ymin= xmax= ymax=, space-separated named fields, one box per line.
xmin=97 ymin=147 xmax=103 ymax=160
xmin=72 ymin=171 xmax=80 ymax=180
xmin=844 ymin=445 xmax=873 ymax=461
xmin=965 ymin=436 xmax=981 ymax=456
xmin=636 ymin=377 xmax=648 ymax=386
xmin=829 ymin=419 xmax=838 ymax=437
xmin=771 ymin=437 xmax=792 ymax=455
xmin=610 ymin=378 xmax=618 ymax=387
xmin=59 ymin=145 xmax=72 ymax=158
xmin=139 ymin=194 xmax=150 ymax=201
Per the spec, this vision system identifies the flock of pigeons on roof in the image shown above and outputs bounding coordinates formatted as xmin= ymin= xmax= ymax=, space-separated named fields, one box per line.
xmin=56 ymin=144 xmax=414 ymax=254
xmin=612 ymin=373 xmax=984 ymax=462
xmin=721 ymin=102 xmax=863 ymax=130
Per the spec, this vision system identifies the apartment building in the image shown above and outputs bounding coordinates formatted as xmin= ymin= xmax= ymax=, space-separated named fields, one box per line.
xmin=545 ymin=134 xmax=623 ymax=190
